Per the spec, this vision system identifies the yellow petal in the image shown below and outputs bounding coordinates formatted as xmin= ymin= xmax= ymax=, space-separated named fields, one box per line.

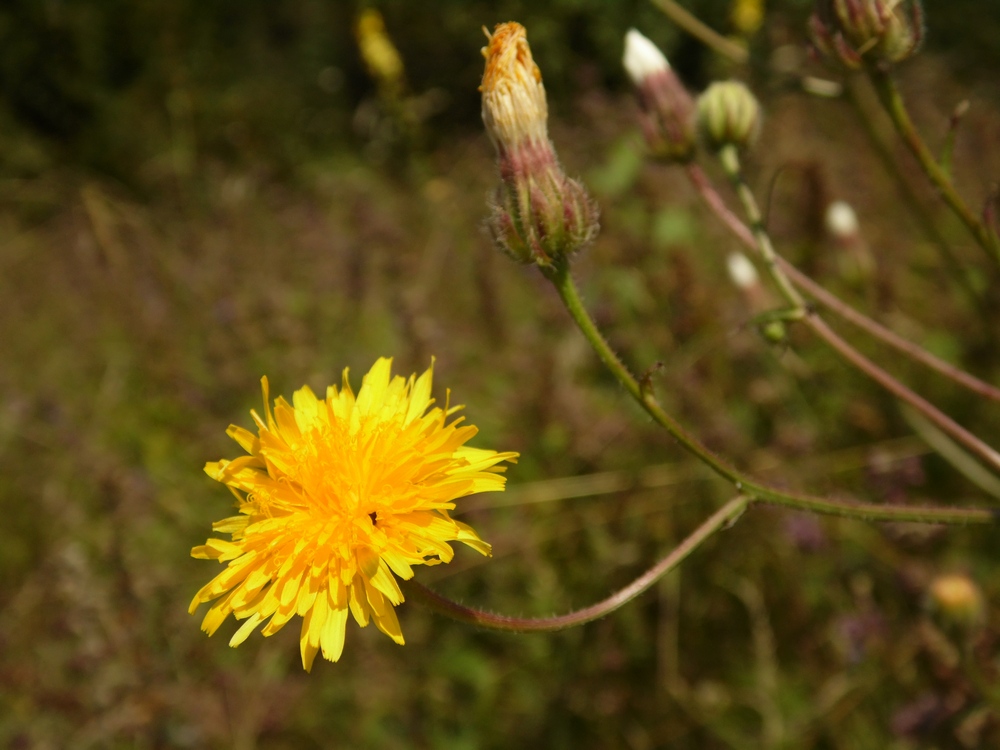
xmin=373 ymin=604 xmax=405 ymax=645
xmin=321 ymin=604 xmax=350 ymax=663
xmin=229 ymin=612 xmax=264 ymax=647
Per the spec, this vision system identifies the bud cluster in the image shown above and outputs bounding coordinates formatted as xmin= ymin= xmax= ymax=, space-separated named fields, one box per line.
xmin=809 ymin=0 xmax=924 ymax=70
xmin=622 ymin=30 xmax=697 ymax=163
xmin=481 ymin=22 xmax=599 ymax=265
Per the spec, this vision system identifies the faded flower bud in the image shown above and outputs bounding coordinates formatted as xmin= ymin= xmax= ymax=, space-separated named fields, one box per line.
xmin=825 ymin=200 xmax=860 ymax=241
xmin=825 ymin=200 xmax=874 ymax=284
xmin=809 ymin=0 xmax=924 ymax=71
xmin=928 ymin=573 xmax=985 ymax=630
xmin=696 ymin=81 xmax=761 ymax=151
xmin=622 ymin=29 xmax=697 ymax=163
xmin=726 ymin=252 xmax=759 ymax=291
xmin=481 ymin=22 xmax=599 ymax=265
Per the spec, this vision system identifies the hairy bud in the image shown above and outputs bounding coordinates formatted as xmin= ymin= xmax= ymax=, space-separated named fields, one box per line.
xmin=696 ymin=81 xmax=761 ymax=152
xmin=809 ymin=0 xmax=924 ymax=71
xmin=622 ymin=29 xmax=697 ymax=163
xmin=480 ymin=23 xmax=599 ymax=265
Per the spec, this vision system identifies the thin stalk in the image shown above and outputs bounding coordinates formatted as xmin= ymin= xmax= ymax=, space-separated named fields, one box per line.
xmin=718 ymin=149 xmax=1000 ymax=475
xmin=685 ymin=163 xmax=1000 ymax=404
xmin=843 ymin=78 xmax=981 ymax=307
xmin=649 ymin=0 xmax=748 ymax=65
xmin=407 ymin=495 xmax=749 ymax=632
xmin=718 ymin=147 xmax=806 ymax=309
xmin=867 ymin=69 xmax=1000 ymax=266
xmin=541 ymin=258 xmax=996 ymax=526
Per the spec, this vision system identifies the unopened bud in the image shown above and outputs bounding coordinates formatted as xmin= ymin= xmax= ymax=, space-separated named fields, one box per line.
xmin=481 ymin=22 xmax=599 ymax=265
xmin=809 ymin=0 xmax=924 ymax=71
xmin=825 ymin=200 xmax=859 ymax=241
xmin=726 ymin=252 xmax=759 ymax=290
xmin=825 ymin=200 xmax=874 ymax=284
xmin=928 ymin=573 xmax=985 ymax=629
xmin=623 ymin=30 xmax=697 ymax=163
xmin=697 ymin=81 xmax=761 ymax=152
xmin=762 ymin=320 xmax=787 ymax=344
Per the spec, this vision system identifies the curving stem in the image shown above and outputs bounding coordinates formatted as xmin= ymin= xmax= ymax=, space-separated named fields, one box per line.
xmin=539 ymin=257 xmax=996 ymax=525
xmin=407 ymin=495 xmax=749 ymax=632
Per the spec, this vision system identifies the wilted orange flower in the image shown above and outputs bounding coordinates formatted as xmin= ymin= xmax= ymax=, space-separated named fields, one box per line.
xmin=480 ymin=22 xmax=549 ymax=154
xmin=189 ymin=358 xmax=517 ymax=671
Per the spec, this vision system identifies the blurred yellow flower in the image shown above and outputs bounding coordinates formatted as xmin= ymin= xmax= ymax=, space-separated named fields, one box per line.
xmin=189 ymin=358 xmax=517 ymax=671
xmin=355 ymin=8 xmax=405 ymax=94
xmin=731 ymin=0 xmax=765 ymax=36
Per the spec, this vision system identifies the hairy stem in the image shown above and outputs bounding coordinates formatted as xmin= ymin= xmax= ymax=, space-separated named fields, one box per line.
xmin=540 ymin=258 xmax=996 ymax=525
xmin=407 ymin=495 xmax=749 ymax=632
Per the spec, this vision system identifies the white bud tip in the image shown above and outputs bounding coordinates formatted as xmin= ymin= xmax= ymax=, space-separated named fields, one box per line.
xmin=825 ymin=200 xmax=859 ymax=239
xmin=726 ymin=252 xmax=759 ymax=290
xmin=623 ymin=29 xmax=669 ymax=86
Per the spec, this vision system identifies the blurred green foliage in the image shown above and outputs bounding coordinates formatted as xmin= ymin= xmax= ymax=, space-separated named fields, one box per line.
xmin=2 ymin=1 xmax=1000 ymax=748
xmin=1 ymin=0 xmax=995 ymax=185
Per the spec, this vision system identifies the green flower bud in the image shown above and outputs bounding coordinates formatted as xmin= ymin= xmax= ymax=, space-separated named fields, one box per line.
xmin=696 ymin=81 xmax=761 ymax=152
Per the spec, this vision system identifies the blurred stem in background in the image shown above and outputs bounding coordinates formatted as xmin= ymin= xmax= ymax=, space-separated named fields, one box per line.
xmin=716 ymin=143 xmax=1000 ymax=476
xmin=684 ymin=163 xmax=1000 ymax=406
xmin=866 ymin=67 xmax=1000 ymax=268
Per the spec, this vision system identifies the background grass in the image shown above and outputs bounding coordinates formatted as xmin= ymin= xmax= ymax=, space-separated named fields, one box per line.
xmin=2 ymin=1 xmax=1000 ymax=747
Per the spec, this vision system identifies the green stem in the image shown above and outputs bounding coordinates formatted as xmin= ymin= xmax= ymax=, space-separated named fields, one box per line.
xmin=541 ymin=258 xmax=996 ymax=525
xmin=407 ymin=495 xmax=749 ymax=632
xmin=843 ymin=79 xmax=981 ymax=307
xmin=718 ymin=146 xmax=806 ymax=309
xmin=649 ymin=0 xmax=748 ymax=65
xmin=867 ymin=69 xmax=1000 ymax=266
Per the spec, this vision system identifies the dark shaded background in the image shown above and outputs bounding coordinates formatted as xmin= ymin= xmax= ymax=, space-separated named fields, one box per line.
xmin=2 ymin=1 xmax=1000 ymax=747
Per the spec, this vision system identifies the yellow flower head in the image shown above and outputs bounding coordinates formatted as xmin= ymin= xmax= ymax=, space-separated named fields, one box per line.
xmin=480 ymin=22 xmax=549 ymax=154
xmin=190 ymin=358 xmax=517 ymax=671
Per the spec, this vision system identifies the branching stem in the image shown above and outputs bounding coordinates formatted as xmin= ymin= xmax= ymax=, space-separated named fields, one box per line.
xmin=867 ymin=69 xmax=1000 ymax=266
xmin=684 ymin=163 xmax=1000 ymax=404
xmin=716 ymin=150 xmax=1000 ymax=475
xmin=539 ymin=258 xmax=996 ymax=525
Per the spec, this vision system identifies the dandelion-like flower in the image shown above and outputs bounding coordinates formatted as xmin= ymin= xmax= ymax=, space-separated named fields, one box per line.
xmin=189 ymin=358 xmax=518 ymax=671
